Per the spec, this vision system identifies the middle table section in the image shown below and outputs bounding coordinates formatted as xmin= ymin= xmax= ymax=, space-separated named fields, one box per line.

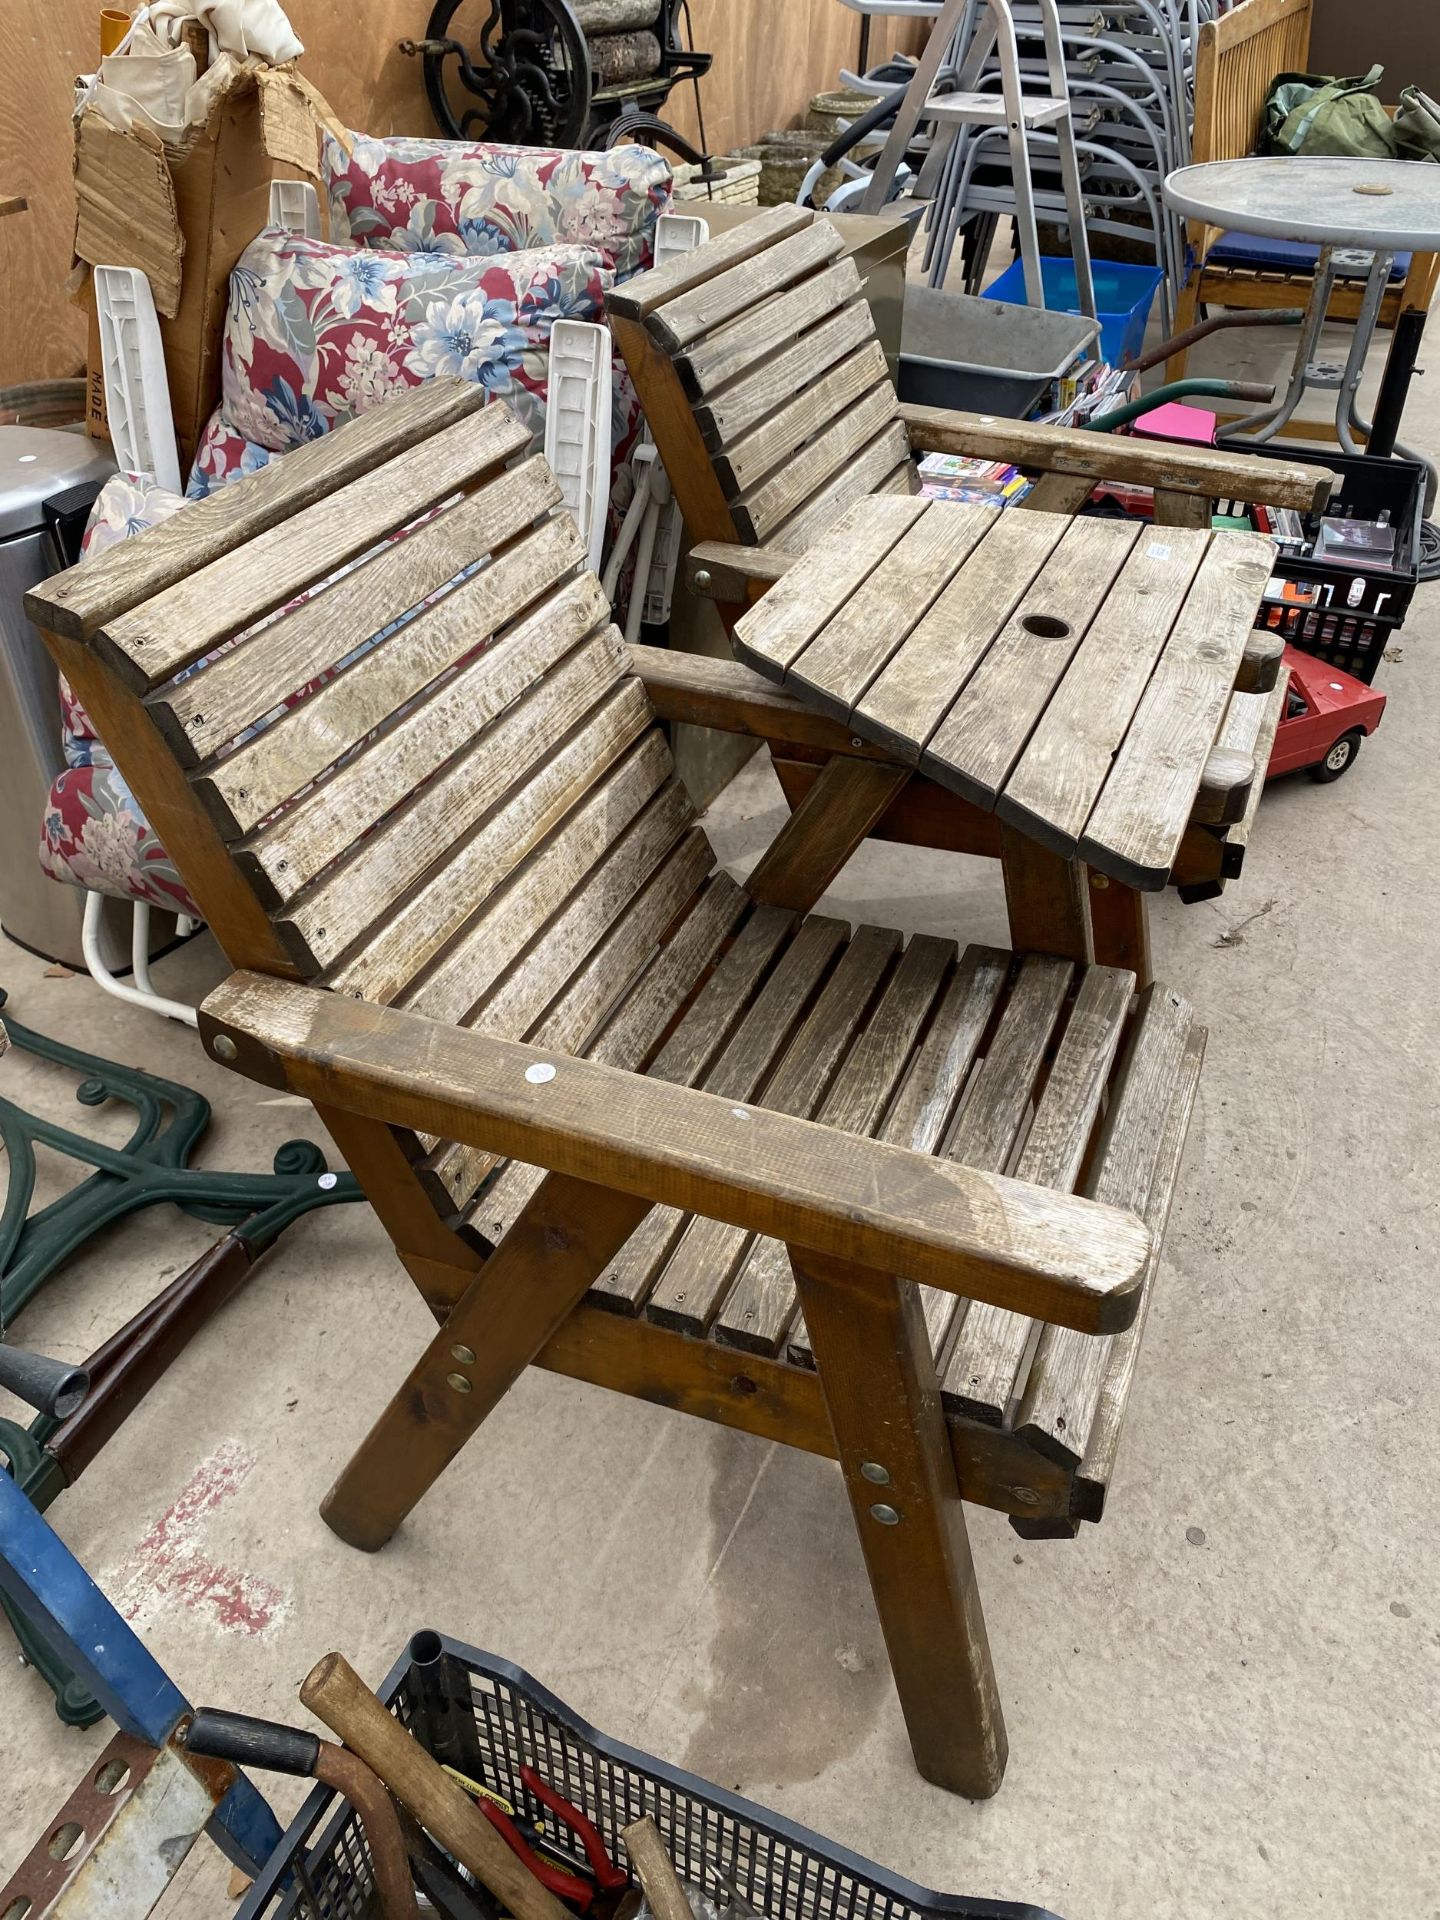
xmin=731 ymin=495 xmax=1275 ymax=890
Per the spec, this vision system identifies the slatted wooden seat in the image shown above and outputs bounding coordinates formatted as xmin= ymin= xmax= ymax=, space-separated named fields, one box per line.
xmin=29 ymin=379 xmax=1202 ymax=1802
xmin=607 ymin=205 xmax=1334 ymax=922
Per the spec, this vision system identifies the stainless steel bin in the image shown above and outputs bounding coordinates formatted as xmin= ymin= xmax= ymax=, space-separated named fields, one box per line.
xmin=0 ymin=425 xmax=119 ymax=966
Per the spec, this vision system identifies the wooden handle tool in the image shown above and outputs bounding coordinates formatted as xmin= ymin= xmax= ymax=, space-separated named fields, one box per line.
xmin=621 ymin=1818 xmax=696 ymax=1920
xmin=300 ymin=1651 xmax=570 ymax=1920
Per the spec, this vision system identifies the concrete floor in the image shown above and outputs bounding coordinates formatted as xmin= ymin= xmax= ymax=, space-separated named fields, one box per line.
xmin=1 ymin=316 xmax=1437 ymax=1920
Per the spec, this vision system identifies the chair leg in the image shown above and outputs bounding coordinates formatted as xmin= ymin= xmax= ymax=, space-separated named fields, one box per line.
xmin=746 ymin=756 xmax=911 ymax=913
xmin=1088 ymin=875 xmax=1153 ymax=988
xmin=791 ymin=1247 xmax=1007 ymax=1798
xmin=321 ymin=1175 xmax=649 ymax=1552
xmin=80 ymin=892 xmax=198 ymax=1028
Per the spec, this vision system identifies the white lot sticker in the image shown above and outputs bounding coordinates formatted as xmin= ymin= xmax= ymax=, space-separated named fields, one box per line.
xmin=525 ymin=1063 xmax=557 ymax=1084
xmin=1146 ymin=542 xmax=1172 ymax=559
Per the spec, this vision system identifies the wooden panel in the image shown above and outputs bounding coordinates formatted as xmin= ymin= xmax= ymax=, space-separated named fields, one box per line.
xmin=30 ymin=379 xmax=494 ymax=646
xmin=1017 ymin=983 xmax=1194 ymax=1466
xmin=398 ymin=758 xmax=688 ymax=1026
xmin=647 ymin=219 xmax=845 ymax=353
xmin=917 ymin=956 xmax=1073 ymax=1367
xmin=593 ymin=912 xmax=842 ymax=1311
xmin=716 ymin=934 xmax=955 ymax=1353
xmin=267 ymin=631 xmax=629 ymax=961
xmin=153 ymin=457 xmax=561 ymax=765
xmin=998 ymin=526 xmax=1211 ymax=858
xmin=1078 ymin=533 xmax=1276 ymax=888
xmin=606 ymin=204 xmax=812 ymax=323
xmin=734 ymin=495 xmax=925 ymax=673
xmin=627 ymin=643 xmax=894 ymax=760
xmin=199 ymin=519 xmax=592 ymax=836
xmin=681 ymin=257 xmax=863 ymax=397
xmin=329 ymin=725 xmax=669 ymax=1005
xmin=943 ymin=964 xmax=1134 ymax=1423
xmin=784 ymin=502 xmax=992 ymax=720
xmin=427 ymin=830 xmax=717 ymax=1207
xmin=922 ymin=518 xmax=1141 ymax=810
xmin=645 ymin=923 xmax=898 ymax=1332
xmin=858 ymin=509 xmax=1067 ymax=761
xmin=744 ymin=756 xmax=911 ymax=913
xmin=694 ymin=290 xmax=873 ymax=448
xmin=714 ymin=341 xmax=890 ymax=497
xmin=732 ymin=384 xmax=901 ymax=544
xmin=768 ymin=422 xmax=916 ymax=556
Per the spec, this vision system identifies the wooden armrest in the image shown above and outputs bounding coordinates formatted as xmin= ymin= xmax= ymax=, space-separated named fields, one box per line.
xmin=202 ymin=971 xmax=1150 ymax=1335
xmin=629 ymin=643 xmax=893 ymax=759
xmin=686 ymin=542 xmax=796 ymax=604
xmin=900 ymin=403 xmax=1336 ymax=513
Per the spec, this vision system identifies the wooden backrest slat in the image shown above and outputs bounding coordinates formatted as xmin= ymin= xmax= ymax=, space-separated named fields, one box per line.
xmin=99 ymin=402 xmax=533 ymax=692
xmin=648 ymin=220 xmax=848 ymax=355
xmin=606 ymin=204 xmax=813 ymax=322
xmin=714 ymin=341 xmax=891 ymax=499
xmin=402 ymin=769 xmax=693 ymax=1031
xmin=152 ymin=456 xmax=561 ymax=767
xmin=28 ymin=378 xmax=490 ymax=643
xmin=766 ymin=421 xmax=916 ymax=555
xmin=269 ymin=634 xmax=630 ymax=970
xmin=682 ymin=258 xmax=865 ymax=400
xmin=733 ymin=383 xmax=901 ymax=546
xmin=327 ymin=688 xmax=660 ymax=1008
xmin=195 ymin=518 xmax=592 ymax=837
xmin=694 ymin=294 xmax=874 ymax=450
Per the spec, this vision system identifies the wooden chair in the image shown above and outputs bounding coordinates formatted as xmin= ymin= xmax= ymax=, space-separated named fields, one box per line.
xmin=1165 ymin=0 xmax=1440 ymax=391
xmin=31 ymin=378 xmax=1201 ymax=1802
xmin=606 ymin=204 xmax=1330 ymax=944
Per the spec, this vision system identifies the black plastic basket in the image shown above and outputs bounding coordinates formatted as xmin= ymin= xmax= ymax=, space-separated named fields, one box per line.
xmin=1215 ymin=438 xmax=1425 ymax=685
xmin=235 ymin=1637 xmax=1061 ymax=1920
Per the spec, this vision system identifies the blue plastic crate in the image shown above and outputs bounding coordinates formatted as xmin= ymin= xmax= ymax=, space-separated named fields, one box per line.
xmin=982 ymin=255 xmax=1164 ymax=366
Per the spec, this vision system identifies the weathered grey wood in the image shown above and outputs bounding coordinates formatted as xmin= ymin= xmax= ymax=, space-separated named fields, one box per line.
xmin=784 ymin=502 xmax=992 ymax=721
xmin=734 ymin=495 xmax=925 ymax=673
xmin=732 ymin=384 xmax=901 ymax=544
xmin=944 ymin=963 xmax=1134 ymax=1423
xmin=646 ymin=923 xmax=899 ymax=1332
xmin=649 ymin=219 xmax=845 ymax=354
xmin=403 ymin=763 xmax=689 ymax=1028
xmin=787 ymin=944 xmax=1009 ymax=1368
xmin=1190 ymin=746 xmax=1255 ymax=826
xmin=469 ymin=878 xmax=758 ymax=1239
xmin=997 ymin=526 xmax=1211 ymax=858
xmin=97 ymin=404 xmax=533 ymax=691
xmin=606 ymin=203 xmax=813 ymax=324
xmin=1075 ymin=1023 xmax=1204 ymax=1512
xmin=716 ymin=934 xmax=955 ymax=1353
xmin=270 ymin=632 xmax=629 ymax=966
xmin=1017 ymin=981 xmax=1194 ymax=1466
xmin=199 ymin=518 xmax=592 ymax=836
xmin=1152 ymin=488 xmax=1213 ymax=529
xmin=30 ymin=377 xmax=490 ymax=645
xmin=1021 ymin=472 xmax=1094 ymax=514
xmin=1078 ymin=532 xmax=1275 ymax=888
xmin=680 ymin=257 xmax=863 ymax=397
xmin=329 ymin=725 xmax=671 ymax=1006
xmin=596 ymin=914 xmax=846 ymax=1311
xmin=428 ymin=831 xmax=716 ymax=1207
xmin=768 ymin=422 xmax=916 ymax=555
xmin=922 ymin=518 xmax=1141 ymax=810
xmin=151 ymin=457 xmax=562 ymax=766
xmin=857 ymin=510 xmax=1067 ymax=762
xmin=714 ymin=340 xmax=890 ymax=497
xmin=1237 ymin=627 xmax=1284 ymax=695
xmin=694 ymin=297 xmax=874 ymax=450
xmin=920 ymin=955 xmax=1074 ymax=1368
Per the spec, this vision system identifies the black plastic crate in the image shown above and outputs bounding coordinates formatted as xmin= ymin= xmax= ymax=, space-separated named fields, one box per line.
xmin=235 ymin=1638 xmax=1062 ymax=1920
xmin=1215 ymin=438 xmax=1425 ymax=685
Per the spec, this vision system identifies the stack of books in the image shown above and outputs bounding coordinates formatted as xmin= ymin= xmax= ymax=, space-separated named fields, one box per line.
xmin=917 ymin=453 xmax=1033 ymax=507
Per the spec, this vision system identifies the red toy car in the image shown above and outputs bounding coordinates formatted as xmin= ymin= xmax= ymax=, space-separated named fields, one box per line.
xmin=1267 ymin=645 xmax=1386 ymax=783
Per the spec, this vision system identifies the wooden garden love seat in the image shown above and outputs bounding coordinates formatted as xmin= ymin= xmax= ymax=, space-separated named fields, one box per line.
xmin=607 ymin=204 xmax=1335 ymax=929
xmin=30 ymin=378 xmax=1201 ymax=1801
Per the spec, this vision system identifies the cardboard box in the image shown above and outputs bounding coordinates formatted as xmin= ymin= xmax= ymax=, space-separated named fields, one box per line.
xmin=72 ymin=64 xmax=340 ymax=468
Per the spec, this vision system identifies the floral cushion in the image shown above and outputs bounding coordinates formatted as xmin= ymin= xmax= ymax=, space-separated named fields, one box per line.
xmin=323 ymin=133 xmax=671 ymax=280
xmin=219 ymin=229 xmax=611 ymax=455
xmin=42 ymin=764 xmax=200 ymax=917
